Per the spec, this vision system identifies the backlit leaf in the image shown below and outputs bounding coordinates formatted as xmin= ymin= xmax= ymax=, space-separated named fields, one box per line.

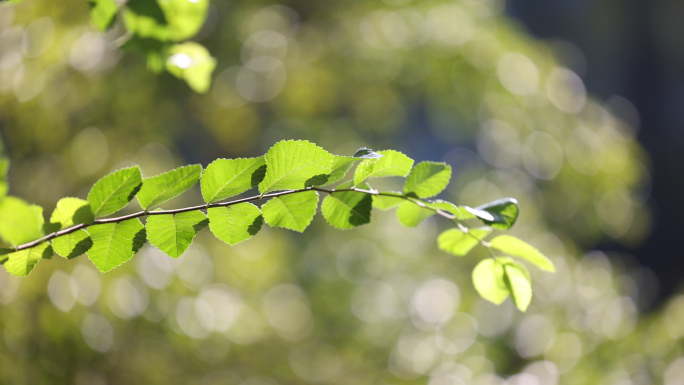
xmin=437 ymin=227 xmax=492 ymax=257
xmin=201 ymin=157 xmax=265 ymax=203
xmin=490 ymin=235 xmax=555 ymax=272
xmin=52 ymin=230 xmax=92 ymax=259
xmin=88 ymin=166 xmax=142 ymax=218
xmin=354 ymin=150 xmax=414 ymax=185
xmin=137 ymin=164 xmax=202 ymax=209
xmin=207 ymin=203 xmax=263 ymax=245
xmin=472 ymin=258 xmax=509 ymax=305
xmin=321 ymin=181 xmax=372 ymax=230
xmin=258 ymin=140 xmax=334 ymax=194
xmin=4 ymin=243 xmax=52 ymax=277
xmin=146 ymin=210 xmax=208 ymax=258
xmin=396 ymin=201 xmax=434 ymax=227
xmin=50 ymin=197 xmax=94 ymax=229
xmin=372 ymin=193 xmax=404 ymax=210
xmin=262 ymin=191 xmax=319 ymax=232
xmin=504 ymin=262 xmax=533 ymax=312
xmin=89 ymin=0 xmax=118 ymax=31
xmin=474 ymin=198 xmax=519 ymax=230
xmin=166 ymin=42 xmax=216 ymax=93
xmin=403 ymin=161 xmax=452 ymax=198
xmin=123 ymin=0 xmax=209 ymax=42
xmin=87 ymin=218 xmax=146 ymax=272
xmin=422 ymin=200 xmax=475 ymax=220
xmin=0 ymin=196 xmax=44 ymax=246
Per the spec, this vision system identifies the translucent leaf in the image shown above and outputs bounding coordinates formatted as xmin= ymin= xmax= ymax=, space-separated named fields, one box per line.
xmin=422 ymin=200 xmax=475 ymax=220
xmin=0 ymin=196 xmax=44 ymax=246
xmin=123 ymin=0 xmax=209 ymax=42
xmin=258 ymin=140 xmax=334 ymax=194
xmin=49 ymin=197 xmax=94 ymax=229
xmin=201 ymin=157 xmax=266 ymax=203
xmin=137 ymin=164 xmax=202 ymax=209
xmin=207 ymin=203 xmax=263 ymax=245
xmin=437 ymin=227 xmax=493 ymax=257
xmin=4 ymin=243 xmax=52 ymax=277
xmin=166 ymin=42 xmax=217 ymax=93
xmin=262 ymin=191 xmax=319 ymax=232
xmin=320 ymin=156 xmax=356 ymax=187
xmin=490 ymin=235 xmax=555 ymax=272
xmin=372 ymin=193 xmax=405 ymax=210
xmin=52 ymin=230 xmax=92 ymax=259
xmin=146 ymin=210 xmax=208 ymax=258
xmin=354 ymin=150 xmax=414 ymax=185
xmin=89 ymin=0 xmax=118 ymax=31
xmin=504 ymin=262 xmax=533 ymax=312
xmin=88 ymin=166 xmax=143 ymax=218
xmin=473 ymin=198 xmax=519 ymax=230
xmin=403 ymin=161 xmax=452 ymax=198
xmin=472 ymin=258 xmax=509 ymax=305
xmin=86 ymin=218 xmax=146 ymax=273
xmin=396 ymin=201 xmax=434 ymax=227
xmin=321 ymin=181 xmax=372 ymax=230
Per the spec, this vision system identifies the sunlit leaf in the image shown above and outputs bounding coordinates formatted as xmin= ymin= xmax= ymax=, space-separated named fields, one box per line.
xmin=50 ymin=197 xmax=94 ymax=229
xmin=422 ymin=200 xmax=476 ymax=220
xmin=146 ymin=210 xmax=208 ymax=258
xmin=396 ymin=201 xmax=434 ymax=227
xmin=52 ymin=230 xmax=92 ymax=259
xmin=372 ymin=193 xmax=405 ymax=210
xmin=123 ymin=0 xmax=209 ymax=42
xmin=437 ymin=227 xmax=492 ymax=257
xmin=138 ymin=164 xmax=202 ymax=209
xmin=321 ymin=181 xmax=372 ymax=229
xmin=258 ymin=140 xmax=334 ymax=194
xmin=4 ymin=243 xmax=52 ymax=277
xmin=354 ymin=150 xmax=414 ymax=185
xmin=472 ymin=258 xmax=509 ymax=305
xmin=88 ymin=166 xmax=143 ymax=218
xmin=89 ymin=0 xmax=118 ymax=31
xmin=207 ymin=203 xmax=263 ymax=245
xmin=0 ymin=196 xmax=44 ymax=246
xmin=490 ymin=235 xmax=555 ymax=272
xmin=86 ymin=218 xmax=146 ymax=272
xmin=262 ymin=191 xmax=319 ymax=232
xmin=504 ymin=262 xmax=533 ymax=312
xmin=473 ymin=198 xmax=519 ymax=230
xmin=166 ymin=42 xmax=216 ymax=93
xmin=201 ymin=157 xmax=265 ymax=203
xmin=403 ymin=161 xmax=452 ymax=198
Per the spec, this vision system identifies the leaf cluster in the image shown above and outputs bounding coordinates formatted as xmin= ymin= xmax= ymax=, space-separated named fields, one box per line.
xmin=0 ymin=140 xmax=554 ymax=311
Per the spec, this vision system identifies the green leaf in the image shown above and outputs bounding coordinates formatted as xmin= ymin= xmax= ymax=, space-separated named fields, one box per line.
xmin=258 ymin=140 xmax=334 ymax=194
xmin=86 ymin=218 xmax=146 ymax=273
xmin=504 ymin=262 xmax=533 ymax=312
xmin=89 ymin=0 xmax=118 ymax=31
xmin=352 ymin=147 xmax=383 ymax=159
xmin=437 ymin=227 xmax=493 ymax=257
xmin=52 ymin=230 xmax=92 ymax=259
xmin=262 ymin=191 xmax=319 ymax=232
xmin=422 ymin=200 xmax=476 ymax=221
xmin=473 ymin=198 xmax=519 ymax=230
xmin=88 ymin=166 xmax=143 ymax=218
xmin=166 ymin=42 xmax=217 ymax=93
xmin=396 ymin=201 xmax=434 ymax=227
xmin=123 ymin=0 xmax=209 ymax=42
xmin=0 ymin=196 xmax=44 ymax=246
xmin=137 ymin=164 xmax=202 ymax=209
xmin=489 ymin=235 xmax=555 ymax=272
xmin=403 ymin=161 xmax=452 ymax=198
xmin=372 ymin=193 xmax=405 ymax=210
xmin=472 ymin=258 xmax=509 ymax=305
xmin=207 ymin=203 xmax=263 ymax=245
xmin=201 ymin=157 xmax=266 ymax=203
xmin=354 ymin=150 xmax=414 ymax=185
xmin=320 ymin=156 xmax=356 ymax=187
xmin=49 ymin=197 xmax=94 ymax=229
xmin=0 ymin=157 xmax=9 ymax=199
xmin=0 ymin=248 xmax=12 ymax=265
xmin=321 ymin=181 xmax=372 ymax=230
xmin=146 ymin=210 xmax=208 ymax=258
xmin=4 ymin=243 xmax=52 ymax=277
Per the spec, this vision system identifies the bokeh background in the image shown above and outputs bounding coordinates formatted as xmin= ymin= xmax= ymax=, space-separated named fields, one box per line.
xmin=0 ymin=0 xmax=683 ymax=384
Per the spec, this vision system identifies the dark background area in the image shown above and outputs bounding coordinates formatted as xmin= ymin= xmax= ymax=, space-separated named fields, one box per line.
xmin=507 ymin=0 xmax=684 ymax=304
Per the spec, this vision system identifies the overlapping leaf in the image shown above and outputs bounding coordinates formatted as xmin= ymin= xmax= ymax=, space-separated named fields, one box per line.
xmin=321 ymin=181 xmax=372 ymax=230
xmin=472 ymin=258 xmax=509 ymax=305
xmin=208 ymin=203 xmax=263 ymax=245
xmin=262 ymin=191 xmax=319 ymax=232
xmin=52 ymin=230 xmax=92 ymax=260
xmin=89 ymin=0 xmax=118 ymax=31
xmin=138 ymin=164 xmax=202 ymax=209
xmin=201 ymin=157 xmax=266 ymax=203
xmin=396 ymin=201 xmax=434 ymax=227
xmin=321 ymin=148 xmax=383 ymax=187
xmin=146 ymin=210 xmax=208 ymax=258
xmin=490 ymin=235 xmax=555 ymax=272
xmin=354 ymin=150 xmax=414 ymax=185
xmin=87 ymin=218 xmax=146 ymax=272
xmin=50 ymin=197 xmax=94 ymax=228
xmin=4 ymin=243 xmax=52 ymax=277
xmin=472 ymin=198 xmax=519 ymax=230
xmin=123 ymin=0 xmax=209 ymax=42
xmin=88 ymin=166 xmax=142 ymax=218
xmin=0 ymin=196 xmax=44 ymax=246
xmin=403 ymin=161 xmax=452 ymax=198
xmin=503 ymin=261 xmax=533 ymax=311
xmin=437 ymin=227 xmax=492 ymax=257
xmin=422 ymin=200 xmax=476 ymax=220
xmin=259 ymin=140 xmax=334 ymax=194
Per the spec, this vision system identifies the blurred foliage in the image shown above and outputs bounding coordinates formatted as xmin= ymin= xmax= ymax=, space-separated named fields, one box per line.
xmin=0 ymin=0 xmax=680 ymax=384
